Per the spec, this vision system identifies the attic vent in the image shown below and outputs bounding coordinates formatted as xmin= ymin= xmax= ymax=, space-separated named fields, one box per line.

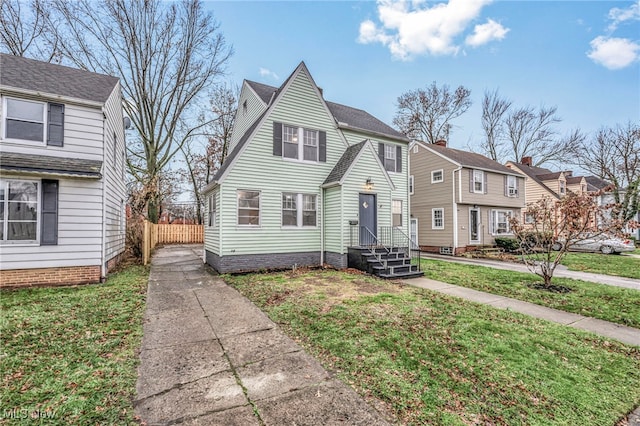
xmin=439 ymin=246 xmax=453 ymax=255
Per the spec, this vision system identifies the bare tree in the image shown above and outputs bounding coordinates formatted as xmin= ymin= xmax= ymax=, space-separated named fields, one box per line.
xmin=577 ymin=122 xmax=640 ymax=223
xmin=0 ymin=0 xmax=59 ymax=61
xmin=393 ymin=82 xmax=472 ymax=143
xmin=512 ymin=192 xmax=622 ymax=290
xmin=480 ymin=89 xmax=511 ymax=161
xmin=47 ymin=0 xmax=232 ymax=222
xmin=503 ymin=105 xmax=583 ymax=167
xmin=178 ymin=83 xmax=237 ymax=223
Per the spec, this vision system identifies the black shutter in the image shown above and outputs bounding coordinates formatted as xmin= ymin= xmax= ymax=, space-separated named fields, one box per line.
xmin=396 ymin=146 xmax=402 ymax=173
xmin=378 ymin=143 xmax=385 ymax=164
xmin=319 ymin=131 xmax=326 ymax=162
xmin=273 ymin=122 xmax=282 ymax=156
xmin=47 ymin=103 xmax=64 ymax=147
xmin=41 ymin=180 xmax=58 ymax=245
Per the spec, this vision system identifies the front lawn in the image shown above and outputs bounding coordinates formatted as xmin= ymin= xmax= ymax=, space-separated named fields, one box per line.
xmin=557 ymin=252 xmax=640 ymax=279
xmin=0 ymin=265 xmax=148 ymax=425
xmin=420 ymin=259 xmax=640 ymax=328
xmin=225 ymin=270 xmax=640 ymax=425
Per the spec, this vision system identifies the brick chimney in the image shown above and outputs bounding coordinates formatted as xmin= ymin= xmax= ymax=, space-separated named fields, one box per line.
xmin=521 ymin=156 xmax=532 ymax=167
xmin=434 ymin=139 xmax=447 ymax=147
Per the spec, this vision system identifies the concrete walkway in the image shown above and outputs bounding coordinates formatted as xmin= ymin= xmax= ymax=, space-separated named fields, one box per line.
xmin=421 ymin=253 xmax=640 ymax=290
xmin=134 ymin=245 xmax=389 ymax=426
xmin=403 ymin=277 xmax=640 ymax=347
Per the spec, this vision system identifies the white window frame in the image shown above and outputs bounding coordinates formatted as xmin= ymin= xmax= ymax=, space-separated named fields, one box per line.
xmin=524 ymin=212 xmax=534 ymax=224
xmin=237 ymin=190 xmax=260 ymax=227
xmin=208 ymin=193 xmax=217 ymax=227
xmin=491 ymin=209 xmax=513 ymax=235
xmin=409 ymin=175 xmax=414 ymax=195
xmin=507 ymin=175 xmax=518 ymax=197
xmin=282 ymin=125 xmax=319 ymax=163
xmin=473 ymin=169 xmax=484 ymax=193
xmin=392 ymin=200 xmax=403 ymax=227
xmin=2 ymin=97 xmax=47 ymax=144
xmin=281 ymin=193 xmax=317 ymax=228
xmin=431 ymin=169 xmax=444 ymax=184
xmin=384 ymin=144 xmax=396 ymax=173
xmin=0 ymin=178 xmax=41 ymax=244
xmin=559 ymin=180 xmax=566 ymax=195
xmin=432 ymin=208 xmax=444 ymax=230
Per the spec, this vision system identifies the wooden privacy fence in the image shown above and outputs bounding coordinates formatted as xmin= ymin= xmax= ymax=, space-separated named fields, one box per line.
xmin=142 ymin=221 xmax=204 ymax=265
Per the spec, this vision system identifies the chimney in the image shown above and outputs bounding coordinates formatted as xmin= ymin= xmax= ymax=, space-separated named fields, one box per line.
xmin=521 ymin=156 xmax=532 ymax=167
xmin=434 ymin=139 xmax=447 ymax=147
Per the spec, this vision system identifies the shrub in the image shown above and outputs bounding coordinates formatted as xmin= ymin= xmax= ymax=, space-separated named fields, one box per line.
xmin=494 ymin=237 xmax=520 ymax=252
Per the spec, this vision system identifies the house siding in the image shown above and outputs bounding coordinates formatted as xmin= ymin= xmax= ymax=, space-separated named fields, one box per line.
xmin=323 ymin=186 xmax=343 ymax=254
xmin=228 ymin=85 xmax=267 ymax=153
xmin=460 ymin=169 xmax=525 ymax=207
xmin=204 ymin=189 xmax=220 ymax=254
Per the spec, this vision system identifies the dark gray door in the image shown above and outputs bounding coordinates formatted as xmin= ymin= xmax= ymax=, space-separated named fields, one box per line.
xmin=359 ymin=193 xmax=377 ymax=245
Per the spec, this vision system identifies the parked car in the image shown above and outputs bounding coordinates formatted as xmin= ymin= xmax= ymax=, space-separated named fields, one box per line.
xmin=551 ymin=234 xmax=636 ymax=254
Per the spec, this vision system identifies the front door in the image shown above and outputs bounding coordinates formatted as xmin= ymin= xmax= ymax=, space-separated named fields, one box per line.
xmin=359 ymin=193 xmax=377 ymax=245
xmin=470 ymin=208 xmax=481 ymax=244
xmin=410 ymin=218 xmax=419 ymax=249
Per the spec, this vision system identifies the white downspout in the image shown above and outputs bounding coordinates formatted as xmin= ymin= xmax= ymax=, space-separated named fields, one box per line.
xmin=319 ymin=186 xmax=324 ymax=265
xmin=100 ymin=109 xmax=107 ymax=281
xmin=452 ymin=166 xmax=462 ymax=253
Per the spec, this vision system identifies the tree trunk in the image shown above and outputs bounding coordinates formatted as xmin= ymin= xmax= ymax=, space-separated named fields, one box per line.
xmin=148 ymin=196 xmax=160 ymax=224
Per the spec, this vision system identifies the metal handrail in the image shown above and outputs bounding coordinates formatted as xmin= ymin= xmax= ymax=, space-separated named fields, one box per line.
xmin=349 ymin=223 xmax=421 ymax=272
xmin=386 ymin=226 xmax=422 ymax=271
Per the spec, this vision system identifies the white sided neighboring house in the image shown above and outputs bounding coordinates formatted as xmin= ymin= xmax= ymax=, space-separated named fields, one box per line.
xmin=0 ymin=54 xmax=127 ymax=288
xmin=202 ymin=62 xmax=421 ymax=278
xmin=410 ymin=140 xmax=526 ymax=255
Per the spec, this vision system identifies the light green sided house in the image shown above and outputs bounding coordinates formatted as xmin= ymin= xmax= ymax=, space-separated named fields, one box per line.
xmin=202 ymin=62 xmax=421 ymax=278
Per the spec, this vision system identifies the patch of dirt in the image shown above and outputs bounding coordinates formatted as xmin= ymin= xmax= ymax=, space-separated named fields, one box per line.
xmin=526 ymin=282 xmax=573 ymax=293
xmin=265 ymin=289 xmax=294 ymax=306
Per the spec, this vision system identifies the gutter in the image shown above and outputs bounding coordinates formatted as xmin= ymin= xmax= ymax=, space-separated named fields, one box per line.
xmin=320 ymin=186 xmax=324 ymax=266
xmin=100 ymin=107 xmax=107 ymax=281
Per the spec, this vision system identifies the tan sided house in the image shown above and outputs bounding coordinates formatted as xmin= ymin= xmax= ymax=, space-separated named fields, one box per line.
xmin=0 ymin=54 xmax=127 ymax=288
xmin=410 ymin=140 xmax=526 ymax=254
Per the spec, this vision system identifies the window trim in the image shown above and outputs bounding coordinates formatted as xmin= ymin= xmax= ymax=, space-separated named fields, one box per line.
xmin=2 ymin=97 xmax=47 ymax=144
xmin=208 ymin=192 xmax=217 ymax=227
xmin=281 ymin=193 xmax=317 ymax=228
xmin=282 ymin=125 xmax=320 ymax=164
xmin=473 ymin=169 xmax=484 ymax=193
xmin=384 ymin=144 xmax=397 ymax=173
xmin=0 ymin=178 xmax=41 ymax=244
xmin=507 ymin=175 xmax=518 ymax=197
xmin=392 ymin=199 xmax=403 ymax=227
xmin=237 ymin=190 xmax=261 ymax=227
xmin=432 ymin=208 xmax=444 ymax=230
xmin=491 ymin=209 xmax=513 ymax=235
xmin=559 ymin=180 xmax=566 ymax=195
xmin=431 ymin=169 xmax=444 ymax=184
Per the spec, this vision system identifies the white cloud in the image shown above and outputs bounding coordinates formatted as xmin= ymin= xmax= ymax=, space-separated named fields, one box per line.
xmin=465 ymin=18 xmax=509 ymax=47
xmin=357 ymin=0 xmax=503 ymax=60
xmin=259 ymin=67 xmax=279 ymax=80
xmin=587 ymin=36 xmax=640 ymax=70
xmin=607 ymin=1 xmax=640 ymax=31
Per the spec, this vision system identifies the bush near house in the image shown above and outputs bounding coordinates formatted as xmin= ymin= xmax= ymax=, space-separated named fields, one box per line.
xmin=494 ymin=237 xmax=520 ymax=252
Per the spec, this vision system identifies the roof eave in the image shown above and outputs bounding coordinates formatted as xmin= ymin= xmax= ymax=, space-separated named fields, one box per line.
xmin=0 ymin=85 xmax=107 ymax=108
xmin=337 ymin=122 xmax=409 ymax=143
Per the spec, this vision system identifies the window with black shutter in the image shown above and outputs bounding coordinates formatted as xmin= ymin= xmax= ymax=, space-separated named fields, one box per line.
xmin=40 ymin=179 xmax=59 ymax=245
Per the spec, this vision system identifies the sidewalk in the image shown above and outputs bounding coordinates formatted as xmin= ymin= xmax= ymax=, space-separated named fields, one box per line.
xmin=420 ymin=252 xmax=640 ymax=290
xmin=402 ymin=276 xmax=640 ymax=347
xmin=134 ymin=245 xmax=389 ymax=425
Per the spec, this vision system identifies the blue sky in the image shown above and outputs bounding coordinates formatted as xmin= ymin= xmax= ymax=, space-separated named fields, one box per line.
xmin=208 ymin=0 xmax=639 ymax=155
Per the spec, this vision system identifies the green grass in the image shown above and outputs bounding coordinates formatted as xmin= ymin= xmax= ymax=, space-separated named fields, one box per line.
xmin=0 ymin=265 xmax=149 ymax=425
xmin=557 ymin=252 xmax=640 ymax=279
xmin=420 ymin=259 xmax=640 ymax=328
xmin=225 ymin=270 xmax=640 ymax=425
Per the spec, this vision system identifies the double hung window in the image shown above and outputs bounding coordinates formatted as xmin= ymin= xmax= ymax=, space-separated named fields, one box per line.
xmin=282 ymin=193 xmax=317 ymax=227
xmin=237 ymin=190 xmax=260 ymax=226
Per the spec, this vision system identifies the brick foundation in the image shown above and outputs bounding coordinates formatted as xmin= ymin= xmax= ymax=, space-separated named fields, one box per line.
xmin=0 ymin=265 xmax=102 ymax=289
xmin=419 ymin=245 xmax=470 ymax=255
xmin=206 ymin=250 xmax=323 ymax=274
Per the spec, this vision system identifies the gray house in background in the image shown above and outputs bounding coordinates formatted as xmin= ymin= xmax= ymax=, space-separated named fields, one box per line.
xmin=0 ymin=54 xmax=127 ymax=288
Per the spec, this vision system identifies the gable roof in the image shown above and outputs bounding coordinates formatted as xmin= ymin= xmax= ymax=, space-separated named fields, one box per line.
xmin=0 ymin=53 xmax=119 ymax=104
xmin=537 ymin=172 xmax=564 ymax=181
xmin=422 ymin=143 xmax=521 ymax=176
xmin=566 ymin=176 xmax=585 ymax=185
xmin=585 ymin=175 xmax=611 ymax=191
xmin=245 ymin=80 xmax=407 ymax=142
xmin=322 ymin=139 xmax=395 ymax=189
xmin=506 ymin=161 xmax=560 ymax=199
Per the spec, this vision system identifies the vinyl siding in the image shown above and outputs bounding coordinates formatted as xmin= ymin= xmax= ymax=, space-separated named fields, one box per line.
xmin=409 ymin=144 xmax=457 ymax=247
xmin=228 ymin=85 xmax=268 ymax=153
xmin=204 ymin=189 xmax=220 ymax=254
xmin=0 ymin=177 xmax=103 ymax=269
xmin=457 ymin=205 xmax=520 ymax=246
xmin=102 ymin=84 xmax=126 ymax=263
xmin=215 ymin=67 xmax=339 ymax=256
xmin=323 ymin=186 xmax=343 ymax=254
xmin=460 ymin=169 xmax=526 ymax=208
